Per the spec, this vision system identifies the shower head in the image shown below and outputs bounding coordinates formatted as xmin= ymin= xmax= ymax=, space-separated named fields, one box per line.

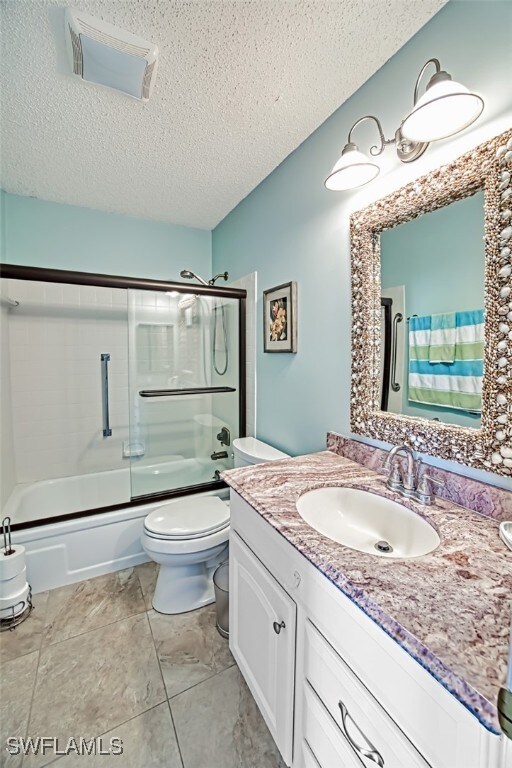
xmin=178 ymin=294 xmax=198 ymax=311
xmin=180 ymin=270 xmax=209 ymax=286
xmin=180 ymin=269 xmax=229 ymax=287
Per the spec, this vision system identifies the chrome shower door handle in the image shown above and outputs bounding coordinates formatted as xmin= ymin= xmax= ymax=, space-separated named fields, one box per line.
xmin=391 ymin=312 xmax=403 ymax=392
xmin=338 ymin=701 xmax=385 ymax=766
xmin=101 ymin=353 xmax=112 ymax=437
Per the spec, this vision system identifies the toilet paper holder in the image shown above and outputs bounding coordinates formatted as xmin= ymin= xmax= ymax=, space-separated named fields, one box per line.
xmin=3 ymin=515 xmax=14 ymax=556
xmin=0 ymin=516 xmax=33 ymax=632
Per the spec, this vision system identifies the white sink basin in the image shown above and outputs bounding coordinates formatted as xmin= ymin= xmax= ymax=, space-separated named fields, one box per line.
xmin=296 ymin=486 xmax=440 ymax=558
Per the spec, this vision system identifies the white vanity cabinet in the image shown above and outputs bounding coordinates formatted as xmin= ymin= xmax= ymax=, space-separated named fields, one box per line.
xmin=229 ymin=531 xmax=296 ymax=766
xmin=229 ymin=490 xmax=510 ymax=768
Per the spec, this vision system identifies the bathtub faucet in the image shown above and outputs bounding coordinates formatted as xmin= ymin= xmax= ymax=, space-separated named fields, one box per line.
xmin=211 ymin=451 xmax=229 ymax=461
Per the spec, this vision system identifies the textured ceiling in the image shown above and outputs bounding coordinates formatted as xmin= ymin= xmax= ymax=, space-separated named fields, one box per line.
xmin=0 ymin=0 xmax=445 ymax=229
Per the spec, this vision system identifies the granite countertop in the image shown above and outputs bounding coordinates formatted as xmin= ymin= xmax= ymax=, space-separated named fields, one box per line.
xmin=222 ymin=450 xmax=512 ymax=734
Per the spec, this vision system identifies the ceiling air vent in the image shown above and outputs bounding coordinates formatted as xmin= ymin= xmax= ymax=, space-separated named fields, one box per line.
xmin=65 ymin=8 xmax=159 ymax=101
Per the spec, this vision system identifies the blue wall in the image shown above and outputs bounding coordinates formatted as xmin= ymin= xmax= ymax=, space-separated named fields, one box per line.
xmin=212 ymin=0 xmax=512 ymax=488
xmin=0 ymin=192 xmax=211 ymax=281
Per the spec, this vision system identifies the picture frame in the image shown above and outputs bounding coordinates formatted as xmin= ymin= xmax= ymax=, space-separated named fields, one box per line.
xmin=263 ymin=281 xmax=297 ymax=353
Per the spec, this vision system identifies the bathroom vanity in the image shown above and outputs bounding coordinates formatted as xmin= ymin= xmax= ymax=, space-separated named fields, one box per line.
xmin=224 ymin=450 xmax=512 ymax=768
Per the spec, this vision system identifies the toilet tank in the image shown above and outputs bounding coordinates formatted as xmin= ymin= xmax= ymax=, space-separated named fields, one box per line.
xmin=233 ymin=437 xmax=289 ymax=468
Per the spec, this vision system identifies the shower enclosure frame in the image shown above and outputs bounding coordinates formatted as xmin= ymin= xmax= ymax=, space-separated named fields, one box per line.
xmin=1 ymin=263 xmax=247 ymax=531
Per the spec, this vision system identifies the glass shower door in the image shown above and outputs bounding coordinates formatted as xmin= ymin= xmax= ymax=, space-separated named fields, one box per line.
xmin=127 ymin=288 xmax=241 ymax=498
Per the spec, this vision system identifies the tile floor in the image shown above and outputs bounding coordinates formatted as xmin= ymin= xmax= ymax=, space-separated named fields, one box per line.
xmin=0 ymin=564 xmax=285 ymax=768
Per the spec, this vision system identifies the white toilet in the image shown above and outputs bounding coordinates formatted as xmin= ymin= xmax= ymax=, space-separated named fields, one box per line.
xmin=142 ymin=437 xmax=289 ymax=615
xmin=142 ymin=495 xmax=230 ymax=614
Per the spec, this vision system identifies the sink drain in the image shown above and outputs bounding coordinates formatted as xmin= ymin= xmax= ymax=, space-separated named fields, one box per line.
xmin=375 ymin=540 xmax=393 ymax=553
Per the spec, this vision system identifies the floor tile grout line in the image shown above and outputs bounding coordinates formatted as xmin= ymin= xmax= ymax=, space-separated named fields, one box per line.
xmin=0 ymin=592 xmax=48 ymax=667
xmin=167 ymin=699 xmax=186 ymax=768
xmin=134 ymin=562 xmax=157 ymax=613
xmin=40 ymin=606 xmax=148 ymax=651
xmin=144 ymin=608 xmax=167 ymax=696
xmin=2 ymin=573 xmax=148 ymax=670
xmin=38 ymin=566 xmax=148 ymax=651
xmin=42 ymin=701 xmax=170 ymax=767
xmin=21 ymin=642 xmax=43 ymax=768
xmin=167 ymin=659 xmax=237 ymax=702
xmin=145 ymin=601 xmax=236 ymax=703
xmin=145 ymin=604 xmax=185 ymax=768
xmin=0 ymin=645 xmax=40 ymax=667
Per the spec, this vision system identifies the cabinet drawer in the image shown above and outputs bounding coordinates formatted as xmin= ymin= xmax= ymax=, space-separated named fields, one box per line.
xmin=304 ymin=620 xmax=430 ymax=768
xmin=303 ymin=682 xmax=364 ymax=768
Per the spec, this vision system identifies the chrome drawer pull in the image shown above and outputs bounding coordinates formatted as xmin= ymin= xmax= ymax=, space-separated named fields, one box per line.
xmin=273 ymin=620 xmax=286 ymax=635
xmin=338 ymin=701 xmax=385 ymax=766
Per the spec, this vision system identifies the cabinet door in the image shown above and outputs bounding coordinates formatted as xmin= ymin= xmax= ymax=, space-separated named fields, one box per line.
xmin=230 ymin=531 xmax=296 ymax=766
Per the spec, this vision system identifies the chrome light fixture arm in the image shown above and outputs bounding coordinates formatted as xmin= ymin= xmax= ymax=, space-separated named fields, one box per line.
xmin=346 ymin=113 xmax=427 ymax=165
xmin=413 ymin=58 xmax=441 ymax=106
xmin=347 ymin=115 xmax=395 ymax=158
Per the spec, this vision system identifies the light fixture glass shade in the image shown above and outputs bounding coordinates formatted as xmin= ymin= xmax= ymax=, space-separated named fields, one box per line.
xmin=402 ymin=77 xmax=484 ymax=143
xmin=325 ymin=143 xmax=380 ymax=191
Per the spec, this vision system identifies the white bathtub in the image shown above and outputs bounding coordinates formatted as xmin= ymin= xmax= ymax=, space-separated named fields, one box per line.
xmin=6 ymin=459 xmax=230 ymax=594
xmin=4 ymin=457 xmax=230 ymax=526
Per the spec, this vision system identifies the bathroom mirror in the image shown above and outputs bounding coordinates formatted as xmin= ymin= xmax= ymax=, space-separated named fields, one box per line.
xmin=380 ymin=190 xmax=485 ymax=429
xmin=350 ymin=129 xmax=512 ymax=475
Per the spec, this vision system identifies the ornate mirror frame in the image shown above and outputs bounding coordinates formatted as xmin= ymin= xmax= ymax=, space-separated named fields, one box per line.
xmin=350 ymin=128 xmax=512 ymax=475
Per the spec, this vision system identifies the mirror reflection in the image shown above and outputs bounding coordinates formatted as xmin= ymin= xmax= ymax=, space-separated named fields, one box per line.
xmin=379 ymin=189 xmax=485 ymax=428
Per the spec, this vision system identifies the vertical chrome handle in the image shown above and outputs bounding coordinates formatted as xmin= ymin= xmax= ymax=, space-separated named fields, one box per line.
xmin=338 ymin=701 xmax=385 ymax=766
xmin=101 ymin=353 xmax=112 ymax=437
xmin=273 ymin=620 xmax=285 ymax=635
xmin=391 ymin=312 xmax=403 ymax=392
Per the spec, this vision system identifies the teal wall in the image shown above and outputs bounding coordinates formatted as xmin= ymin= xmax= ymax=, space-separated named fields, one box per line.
xmin=0 ymin=190 xmax=6 ymax=261
xmin=381 ymin=190 xmax=485 ymax=317
xmin=212 ymin=0 xmax=512 ymax=488
xmin=381 ymin=189 xmax=484 ymax=427
xmin=0 ymin=192 xmax=211 ymax=281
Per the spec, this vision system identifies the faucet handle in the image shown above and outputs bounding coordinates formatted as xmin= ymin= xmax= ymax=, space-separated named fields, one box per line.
xmin=415 ymin=471 xmax=445 ymax=504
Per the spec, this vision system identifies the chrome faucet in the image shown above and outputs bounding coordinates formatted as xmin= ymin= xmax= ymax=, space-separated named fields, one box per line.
xmin=383 ymin=444 xmax=444 ymax=505
xmin=383 ymin=445 xmax=417 ymax=494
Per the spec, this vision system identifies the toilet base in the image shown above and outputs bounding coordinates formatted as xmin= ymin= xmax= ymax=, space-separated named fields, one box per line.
xmin=152 ymin=563 xmax=216 ymax=614
xmin=150 ymin=543 xmax=228 ymax=615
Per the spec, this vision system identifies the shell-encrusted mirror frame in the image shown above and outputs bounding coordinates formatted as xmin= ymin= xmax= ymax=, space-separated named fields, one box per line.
xmin=350 ymin=128 xmax=512 ymax=475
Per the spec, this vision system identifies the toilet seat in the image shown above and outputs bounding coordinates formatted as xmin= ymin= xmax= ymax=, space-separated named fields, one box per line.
xmin=144 ymin=496 xmax=230 ymax=540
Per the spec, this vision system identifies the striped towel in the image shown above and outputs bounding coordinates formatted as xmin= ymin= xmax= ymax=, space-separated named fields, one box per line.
xmin=408 ymin=309 xmax=484 ymax=412
xmin=429 ymin=312 xmax=456 ymax=363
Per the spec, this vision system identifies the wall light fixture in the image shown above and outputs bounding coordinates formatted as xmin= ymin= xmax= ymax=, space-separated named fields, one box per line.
xmin=325 ymin=58 xmax=484 ymax=192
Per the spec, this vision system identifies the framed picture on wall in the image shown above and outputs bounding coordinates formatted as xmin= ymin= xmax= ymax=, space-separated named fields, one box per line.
xmin=263 ymin=281 xmax=297 ymax=353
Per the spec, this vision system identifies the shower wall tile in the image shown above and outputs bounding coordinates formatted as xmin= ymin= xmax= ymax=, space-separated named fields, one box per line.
xmin=6 ymin=280 xmax=129 ymax=485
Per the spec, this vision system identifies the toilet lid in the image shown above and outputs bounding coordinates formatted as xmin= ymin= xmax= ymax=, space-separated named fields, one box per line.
xmin=144 ymin=496 xmax=229 ymax=539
